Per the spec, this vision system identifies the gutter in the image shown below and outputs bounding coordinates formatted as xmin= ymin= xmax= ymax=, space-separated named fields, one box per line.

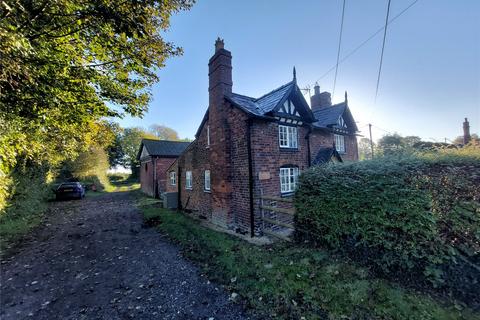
xmin=246 ymin=118 xmax=255 ymax=237
xmin=153 ymin=157 xmax=157 ymax=198
xmin=306 ymin=126 xmax=312 ymax=167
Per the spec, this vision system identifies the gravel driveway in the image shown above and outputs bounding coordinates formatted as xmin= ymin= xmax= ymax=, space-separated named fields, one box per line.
xmin=0 ymin=192 xmax=253 ymax=320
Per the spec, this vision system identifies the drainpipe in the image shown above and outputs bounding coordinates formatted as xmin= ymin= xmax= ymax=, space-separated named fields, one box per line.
xmin=153 ymin=157 xmax=157 ymax=198
xmin=306 ymin=126 xmax=312 ymax=167
xmin=246 ymin=118 xmax=255 ymax=237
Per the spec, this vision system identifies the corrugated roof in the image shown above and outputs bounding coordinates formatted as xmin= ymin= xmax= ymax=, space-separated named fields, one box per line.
xmin=140 ymin=139 xmax=191 ymax=158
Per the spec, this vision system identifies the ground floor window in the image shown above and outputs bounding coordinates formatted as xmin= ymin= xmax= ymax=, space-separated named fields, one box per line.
xmin=204 ymin=170 xmax=211 ymax=191
xmin=170 ymin=171 xmax=176 ymax=185
xmin=186 ymin=171 xmax=192 ymax=189
xmin=280 ymin=167 xmax=299 ymax=193
xmin=334 ymin=134 xmax=346 ymax=153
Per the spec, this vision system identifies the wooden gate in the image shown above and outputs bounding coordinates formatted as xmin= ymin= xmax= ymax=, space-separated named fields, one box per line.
xmin=260 ymin=194 xmax=295 ymax=241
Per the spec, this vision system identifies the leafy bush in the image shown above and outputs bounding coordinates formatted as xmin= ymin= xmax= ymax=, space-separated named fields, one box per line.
xmin=0 ymin=164 xmax=53 ymax=253
xmin=294 ymin=147 xmax=480 ymax=305
xmin=135 ymin=195 xmax=479 ymax=320
xmin=60 ymin=146 xmax=112 ymax=191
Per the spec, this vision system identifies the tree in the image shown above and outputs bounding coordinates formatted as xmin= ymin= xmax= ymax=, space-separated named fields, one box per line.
xmin=403 ymin=136 xmax=422 ymax=148
xmin=149 ymin=124 xmax=180 ymax=140
xmin=358 ymin=138 xmax=374 ymax=160
xmin=119 ymin=128 xmax=157 ymax=173
xmin=377 ymin=133 xmax=405 ymax=155
xmin=0 ymin=0 xmax=194 ymax=173
xmin=106 ymin=123 xmax=125 ymax=168
xmin=377 ymin=134 xmax=424 ymax=155
xmin=452 ymin=134 xmax=479 ymax=145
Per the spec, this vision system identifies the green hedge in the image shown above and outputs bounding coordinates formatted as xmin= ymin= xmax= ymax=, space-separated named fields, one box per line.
xmin=294 ymin=148 xmax=480 ymax=304
xmin=0 ymin=164 xmax=53 ymax=253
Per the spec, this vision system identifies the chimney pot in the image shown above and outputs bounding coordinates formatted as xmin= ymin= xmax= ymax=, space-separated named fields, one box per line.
xmin=463 ymin=118 xmax=471 ymax=145
xmin=310 ymin=84 xmax=332 ymax=112
xmin=215 ymin=37 xmax=224 ymax=52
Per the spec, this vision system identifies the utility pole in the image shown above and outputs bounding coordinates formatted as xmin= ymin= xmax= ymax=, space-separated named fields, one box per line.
xmin=369 ymin=123 xmax=374 ymax=159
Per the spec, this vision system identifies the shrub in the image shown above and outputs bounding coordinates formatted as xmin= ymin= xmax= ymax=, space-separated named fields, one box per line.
xmin=60 ymin=146 xmax=112 ymax=190
xmin=0 ymin=163 xmax=53 ymax=253
xmin=294 ymin=147 xmax=480 ymax=305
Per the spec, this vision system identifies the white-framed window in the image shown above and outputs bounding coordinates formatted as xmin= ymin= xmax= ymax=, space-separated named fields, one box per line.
xmin=279 ymin=125 xmax=298 ymax=148
xmin=204 ymin=170 xmax=211 ymax=191
xmin=186 ymin=171 xmax=192 ymax=189
xmin=334 ymin=134 xmax=346 ymax=153
xmin=170 ymin=171 xmax=176 ymax=185
xmin=207 ymin=125 xmax=210 ymax=147
xmin=280 ymin=167 xmax=299 ymax=194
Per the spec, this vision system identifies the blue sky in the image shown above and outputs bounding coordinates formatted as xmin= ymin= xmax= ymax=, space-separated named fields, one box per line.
xmin=117 ymin=0 xmax=480 ymax=143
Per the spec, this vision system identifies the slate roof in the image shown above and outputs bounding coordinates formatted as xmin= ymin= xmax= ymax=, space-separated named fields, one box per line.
xmin=227 ymin=81 xmax=357 ymax=132
xmin=312 ymin=103 xmax=346 ymax=128
xmin=138 ymin=139 xmax=191 ymax=159
xmin=312 ymin=147 xmax=343 ymax=165
xmin=227 ymin=81 xmax=295 ymax=117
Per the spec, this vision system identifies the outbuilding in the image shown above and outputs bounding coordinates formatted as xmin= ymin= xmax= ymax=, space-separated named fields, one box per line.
xmin=137 ymin=139 xmax=190 ymax=197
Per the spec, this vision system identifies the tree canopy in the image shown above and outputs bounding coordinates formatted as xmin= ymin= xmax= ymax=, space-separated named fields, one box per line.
xmin=0 ymin=0 xmax=193 ymax=171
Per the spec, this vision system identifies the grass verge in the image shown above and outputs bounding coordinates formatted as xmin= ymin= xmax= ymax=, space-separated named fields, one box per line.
xmin=135 ymin=193 xmax=479 ymax=320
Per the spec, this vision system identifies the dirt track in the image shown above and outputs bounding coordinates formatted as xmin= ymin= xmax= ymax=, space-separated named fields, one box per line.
xmin=0 ymin=192 xmax=253 ymax=320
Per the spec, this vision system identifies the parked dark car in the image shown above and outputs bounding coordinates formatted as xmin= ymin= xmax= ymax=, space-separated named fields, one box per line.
xmin=54 ymin=182 xmax=85 ymax=200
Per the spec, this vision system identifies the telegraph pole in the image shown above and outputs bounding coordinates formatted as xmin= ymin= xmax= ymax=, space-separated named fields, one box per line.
xmin=369 ymin=123 xmax=374 ymax=159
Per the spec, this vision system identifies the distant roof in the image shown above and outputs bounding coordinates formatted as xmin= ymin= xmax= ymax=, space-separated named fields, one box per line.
xmin=312 ymin=147 xmax=343 ymax=165
xmin=138 ymin=139 xmax=190 ymax=159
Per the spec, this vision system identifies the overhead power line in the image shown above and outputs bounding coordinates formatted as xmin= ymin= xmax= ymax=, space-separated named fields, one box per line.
xmin=374 ymin=0 xmax=392 ymax=102
xmin=332 ymin=0 xmax=346 ymax=99
xmin=315 ymin=0 xmax=419 ymax=83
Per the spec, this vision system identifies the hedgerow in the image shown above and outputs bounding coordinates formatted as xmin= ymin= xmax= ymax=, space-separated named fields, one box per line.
xmin=294 ymin=146 xmax=480 ymax=305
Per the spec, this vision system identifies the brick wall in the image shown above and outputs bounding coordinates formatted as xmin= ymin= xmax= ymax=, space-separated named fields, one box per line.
xmin=226 ymin=105 xmax=250 ymax=233
xmin=140 ymin=157 xmax=178 ymax=197
xmin=174 ymin=124 xmax=212 ymax=219
xmin=309 ymin=130 xmax=334 ymax=161
xmin=155 ymin=158 xmax=177 ymax=194
xmin=140 ymin=159 xmax=154 ymax=196
xmin=342 ymin=135 xmax=359 ymax=161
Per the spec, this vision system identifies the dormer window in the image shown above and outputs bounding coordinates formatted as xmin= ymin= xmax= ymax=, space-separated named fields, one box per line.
xmin=279 ymin=125 xmax=298 ymax=148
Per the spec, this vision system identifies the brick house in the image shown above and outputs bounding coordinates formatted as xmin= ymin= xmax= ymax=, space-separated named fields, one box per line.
xmin=137 ymin=139 xmax=190 ymax=197
xmin=166 ymin=39 xmax=358 ymax=236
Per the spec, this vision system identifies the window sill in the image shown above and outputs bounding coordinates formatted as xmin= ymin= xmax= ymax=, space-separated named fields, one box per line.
xmin=204 ymin=190 xmax=211 ymax=193
xmin=279 ymin=147 xmax=299 ymax=152
xmin=280 ymin=192 xmax=295 ymax=197
xmin=185 ymin=187 xmax=193 ymax=190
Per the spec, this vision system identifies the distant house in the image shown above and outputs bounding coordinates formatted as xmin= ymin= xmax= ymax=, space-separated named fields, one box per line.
xmin=164 ymin=39 xmax=359 ymax=236
xmin=137 ymin=139 xmax=190 ymax=197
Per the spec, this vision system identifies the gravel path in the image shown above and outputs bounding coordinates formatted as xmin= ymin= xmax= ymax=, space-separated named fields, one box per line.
xmin=0 ymin=192 xmax=253 ymax=320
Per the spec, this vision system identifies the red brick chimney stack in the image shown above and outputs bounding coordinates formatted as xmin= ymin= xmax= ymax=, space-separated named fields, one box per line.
xmin=310 ymin=83 xmax=332 ymax=112
xmin=208 ymin=38 xmax=233 ymax=227
xmin=463 ymin=118 xmax=471 ymax=145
